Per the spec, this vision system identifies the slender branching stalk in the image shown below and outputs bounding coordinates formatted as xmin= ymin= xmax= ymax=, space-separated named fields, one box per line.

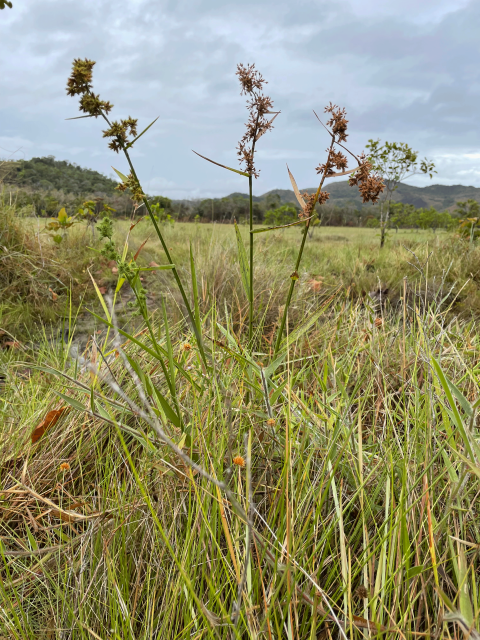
xmin=273 ymin=104 xmax=385 ymax=355
xmin=65 ymin=59 xmax=208 ymax=365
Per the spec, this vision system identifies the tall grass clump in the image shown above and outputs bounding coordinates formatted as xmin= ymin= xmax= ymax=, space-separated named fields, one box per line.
xmin=1 ymin=59 xmax=480 ymax=640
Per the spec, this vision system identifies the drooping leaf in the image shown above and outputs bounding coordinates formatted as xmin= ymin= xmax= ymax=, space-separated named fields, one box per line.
xmin=234 ymin=221 xmax=250 ymax=298
xmin=133 ymin=237 xmax=150 ymax=261
xmin=53 ymin=391 xmax=86 ymax=412
xmin=192 ymin=151 xmax=250 ymax=177
xmin=152 ymin=387 xmax=181 ymax=429
xmin=31 ymin=407 xmax=68 ymax=444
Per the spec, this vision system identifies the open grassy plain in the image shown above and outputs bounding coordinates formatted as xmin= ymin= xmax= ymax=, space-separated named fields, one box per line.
xmin=2 ymin=207 xmax=480 ymax=638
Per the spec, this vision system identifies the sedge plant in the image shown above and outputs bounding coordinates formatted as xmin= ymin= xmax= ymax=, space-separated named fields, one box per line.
xmin=65 ymin=59 xmax=207 ymax=365
xmin=194 ymin=63 xmax=279 ymax=348
xmin=273 ymin=104 xmax=385 ymax=354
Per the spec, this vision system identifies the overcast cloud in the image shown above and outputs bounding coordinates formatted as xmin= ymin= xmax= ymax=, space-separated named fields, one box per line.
xmin=1 ymin=0 xmax=479 ymax=198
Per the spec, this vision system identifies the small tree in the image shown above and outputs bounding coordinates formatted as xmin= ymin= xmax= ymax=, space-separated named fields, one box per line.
xmin=366 ymin=139 xmax=436 ymax=248
xmin=264 ymin=204 xmax=297 ymax=226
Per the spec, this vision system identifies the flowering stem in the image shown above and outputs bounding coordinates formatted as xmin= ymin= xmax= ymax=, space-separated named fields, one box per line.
xmin=273 ymin=147 xmax=333 ymax=356
xmin=249 ymin=174 xmax=254 ymax=347
xmin=97 ymin=106 xmax=208 ymax=367
xmin=248 ymin=107 xmax=260 ymax=349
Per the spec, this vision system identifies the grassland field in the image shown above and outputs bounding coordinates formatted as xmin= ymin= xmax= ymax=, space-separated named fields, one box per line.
xmin=2 ymin=208 xmax=480 ymax=639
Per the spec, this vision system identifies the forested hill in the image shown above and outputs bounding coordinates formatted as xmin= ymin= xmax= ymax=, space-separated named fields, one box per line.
xmin=0 ymin=156 xmax=118 ymax=194
xmin=2 ymin=156 xmax=480 ymax=212
xmin=252 ymin=181 xmax=480 ymax=212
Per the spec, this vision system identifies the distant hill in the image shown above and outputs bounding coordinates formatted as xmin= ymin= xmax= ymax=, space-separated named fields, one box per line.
xmin=228 ymin=182 xmax=480 ymax=212
xmin=2 ymin=156 xmax=479 ymax=212
xmin=0 ymin=156 xmax=118 ymax=195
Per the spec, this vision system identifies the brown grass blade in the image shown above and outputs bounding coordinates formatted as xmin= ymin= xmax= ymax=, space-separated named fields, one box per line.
xmin=255 ymin=111 xmax=281 ymax=141
xmin=287 ymin=165 xmax=306 ymax=210
xmin=328 ymin=167 xmax=358 ymax=178
xmin=133 ymin=237 xmax=150 ymax=261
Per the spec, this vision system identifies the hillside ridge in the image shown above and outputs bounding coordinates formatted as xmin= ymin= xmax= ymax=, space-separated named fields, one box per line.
xmin=228 ymin=181 xmax=480 ymax=212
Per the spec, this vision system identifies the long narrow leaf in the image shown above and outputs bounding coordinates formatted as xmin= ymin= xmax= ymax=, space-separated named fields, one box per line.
xmin=192 ymin=151 xmax=250 ymax=177
xmin=87 ymin=270 xmax=111 ymax=322
xmin=431 ymin=357 xmax=475 ymax=461
xmin=287 ymin=165 xmax=306 ymax=210
xmin=252 ymin=215 xmax=315 ymax=234
xmin=88 ymin=311 xmax=202 ymax=392
xmin=280 ymin=288 xmax=340 ymax=347
xmin=125 ymin=116 xmax=159 ymax=149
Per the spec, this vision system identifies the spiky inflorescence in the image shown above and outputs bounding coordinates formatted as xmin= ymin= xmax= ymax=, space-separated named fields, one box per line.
xmin=66 ymin=59 xmax=113 ymax=117
xmin=102 ymin=118 xmax=138 ymax=152
xmin=116 ymin=173 xmax=145 ymax=202
xmin=236 ymin=63 xmax=276 ymax=178
xmin=67 ymin=59 xmax=138 ymax=153
xmin=349 ymin=153 xmax=385 ymax=204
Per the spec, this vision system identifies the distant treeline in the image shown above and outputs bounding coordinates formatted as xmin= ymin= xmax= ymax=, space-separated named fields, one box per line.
xmin=0 ymin=156 xmax=469 ymax=231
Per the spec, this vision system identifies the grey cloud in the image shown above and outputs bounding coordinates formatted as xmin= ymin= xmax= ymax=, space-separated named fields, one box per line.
xmin=1 ymin=0 xmax=479 ymax=198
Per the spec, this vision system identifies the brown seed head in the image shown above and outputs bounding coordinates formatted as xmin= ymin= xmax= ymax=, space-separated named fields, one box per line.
xmin=324 ymin=103 xmax=348 ymax=143
xmin=236 ymin=63 xmax=276 ymax=178
xmin=316 ymin=149 xmax=348 ymax=176
xmin=356 ymin=586 xmax=368 ymax=599
xmin=236 ymin=63 xmax=267 ymax=95
xmin=349 ymin=155 xmax=385 ymax=204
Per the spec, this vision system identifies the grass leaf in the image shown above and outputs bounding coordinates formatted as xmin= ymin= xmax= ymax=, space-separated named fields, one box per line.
xmin=192 ymin=150 xmax=250 ymax=177
xmin=125 ymin=116 xmax=160 ymax=149
xmin=287 ymin=165 xmax=306 ymax=210
xmin=111 ymin=166 xmax=129 ymax=183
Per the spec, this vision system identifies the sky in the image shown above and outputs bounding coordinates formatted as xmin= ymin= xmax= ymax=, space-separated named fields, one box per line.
xmin=1 ymin=0 xmax=479 ymax=199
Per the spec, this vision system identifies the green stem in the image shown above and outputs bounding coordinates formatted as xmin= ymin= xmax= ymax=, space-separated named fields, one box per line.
xmin=249 ymin=174 xmax=254 ymax=347
xmin=273 ymin=222 xmax=309 ymax=356
xmin=98 ymin=107 xmax=208 ymax=366
xmin=273 ymin=143 xmax=334 ymax=356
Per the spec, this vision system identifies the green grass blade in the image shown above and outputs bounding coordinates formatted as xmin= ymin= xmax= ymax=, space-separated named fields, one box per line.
xmin=125 ymin=116 xmax=160 ymax=149
xmin=192 ymin=150 xmax=250 ymax=177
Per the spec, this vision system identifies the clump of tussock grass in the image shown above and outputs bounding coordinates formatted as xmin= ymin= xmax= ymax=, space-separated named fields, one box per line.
xmin=2 ymin=57 xmax=480 ymax=640
xmin=2 ymin=293 xmax=480 ymax=638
